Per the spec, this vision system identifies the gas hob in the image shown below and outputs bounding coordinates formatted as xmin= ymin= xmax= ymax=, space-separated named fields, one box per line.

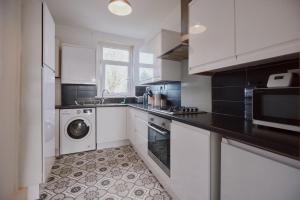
xmin=150 ymin=106 xmax=206 ymax=115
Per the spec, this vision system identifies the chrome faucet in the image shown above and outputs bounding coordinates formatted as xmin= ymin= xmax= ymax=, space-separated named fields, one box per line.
xmin=100 ymin=89 xmax=110 ymax=104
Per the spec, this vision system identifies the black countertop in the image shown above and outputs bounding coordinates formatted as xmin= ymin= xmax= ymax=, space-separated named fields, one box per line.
xmin=56 ymin=103 xmax=300 ymax=161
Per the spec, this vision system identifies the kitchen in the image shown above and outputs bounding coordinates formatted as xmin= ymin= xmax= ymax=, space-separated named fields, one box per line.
xmin=0 ymin=0 xmax=299 ymax=200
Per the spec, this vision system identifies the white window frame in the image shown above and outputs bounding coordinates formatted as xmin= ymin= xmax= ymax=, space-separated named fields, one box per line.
xmin=97 ymin=42 xmax=133 ymax=97
xmin=138 ymin=51 xmax=154 ymax=83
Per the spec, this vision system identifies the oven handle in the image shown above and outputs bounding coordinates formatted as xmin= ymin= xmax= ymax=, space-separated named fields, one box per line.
xmin=147 ymin=124 xmax=169 ymax=136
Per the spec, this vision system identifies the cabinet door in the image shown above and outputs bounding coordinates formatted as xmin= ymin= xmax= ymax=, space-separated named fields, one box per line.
xmin=55 ymin=38 xmax=60 ymax=77
xmin=151 ymin=34 xmax=162 ymax=80
xmin=171 ymin=122 xmax=211 ymax=200
xmin=134 ymin=115 xmax=148 ymax=158
xmin=221 ymin=141 xmax=300 ymax=200
xmin=97 ymin=107 xmax=126 ymax=144
xmin=61 ymin=45 xmax=96 ymax=84
xmin=236 ymin=0 xmax=300 ymax=56
xmin=189 ymin=0 xmax=235 ymax=70
xmin=43 ymin=3 xmax=55 ymax=70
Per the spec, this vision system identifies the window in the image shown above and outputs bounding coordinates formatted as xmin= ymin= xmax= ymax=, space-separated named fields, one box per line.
xmin=138 ymin=52 xmax=154 ymax=82
xmin=99 ymin=44 xmax=132 ymax=96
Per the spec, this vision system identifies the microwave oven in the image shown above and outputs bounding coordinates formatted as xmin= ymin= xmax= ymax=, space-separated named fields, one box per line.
xmin=252 ymin=87 xmax=300 ymax=132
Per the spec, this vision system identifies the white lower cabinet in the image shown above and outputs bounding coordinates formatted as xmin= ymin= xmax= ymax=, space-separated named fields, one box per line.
xmin=126 ymin=108 xmax=148 ymax=158
xmin=171 ymin=121 xmax=211 ymax=200
xmin=221 ymin=139 xmax=300 ymax=200
xmin=96 ymin=107 xmax=127 ymax=148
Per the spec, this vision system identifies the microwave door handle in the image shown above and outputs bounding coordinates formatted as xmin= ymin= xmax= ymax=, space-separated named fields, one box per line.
xmin=147 ymin=124 xmax=168 ymax=136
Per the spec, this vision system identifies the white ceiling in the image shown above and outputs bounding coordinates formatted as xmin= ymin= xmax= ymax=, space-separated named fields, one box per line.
xmin=46 ymin=0 xmax=180 ymax=39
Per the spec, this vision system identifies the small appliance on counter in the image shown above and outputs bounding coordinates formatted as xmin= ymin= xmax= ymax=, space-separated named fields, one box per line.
xmin=252 ymin=87 xmax=300 ymax=132
xmin=153 ymin=93 xmax=161 ymax=107
xmin=267 ymin=71 xmax=299 ymax=88
xmin=252 ymin=71 xmax=300 ymax=132
xmin=143 ymin=87 xmax=154 ymax=106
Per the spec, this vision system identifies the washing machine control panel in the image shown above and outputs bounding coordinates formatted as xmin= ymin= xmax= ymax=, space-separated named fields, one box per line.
xmin=83 ymin=109 xmax=93 ymax=113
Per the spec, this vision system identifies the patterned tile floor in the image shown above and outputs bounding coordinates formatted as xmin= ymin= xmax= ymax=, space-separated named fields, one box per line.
xmin=40 ymin=145 xmax=171 ymax=200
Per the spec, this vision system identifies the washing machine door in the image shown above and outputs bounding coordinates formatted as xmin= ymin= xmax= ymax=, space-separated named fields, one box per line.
xmin=67 ymin=119 xmax=90 ymax=139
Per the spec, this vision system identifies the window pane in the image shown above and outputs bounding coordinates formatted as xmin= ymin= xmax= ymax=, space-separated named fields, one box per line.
xmin=139 ymin=67 xmax=153 ymax=81
xmin=139 ymin=52 xmax=154 ymax=64
xmin=105 ymin=64 xmax=128 ymax=94
xmin=103 ymin=47 xmax=129 ymax=62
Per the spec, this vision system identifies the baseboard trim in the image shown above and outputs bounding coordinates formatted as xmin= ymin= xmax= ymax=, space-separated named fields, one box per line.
xmin=97 ymin=139 xmax=130 ymax=149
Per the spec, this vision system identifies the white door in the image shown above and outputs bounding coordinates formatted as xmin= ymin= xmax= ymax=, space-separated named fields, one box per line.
xmin=171 ymin=121 xmax=211 ymax=200
xmin=189 ymin=0 xmax=235 ymax=70
xmin=221 ymin=140 xmax=300 ymax=200
xmin=236 ymin=0 xmax=300 ymax=56
xmin=42 ymin=66 xmax=55 ymax=182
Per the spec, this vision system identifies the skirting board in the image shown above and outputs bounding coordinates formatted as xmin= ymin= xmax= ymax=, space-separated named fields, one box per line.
xmin=97 ymin=139 xmax=130 ymax=149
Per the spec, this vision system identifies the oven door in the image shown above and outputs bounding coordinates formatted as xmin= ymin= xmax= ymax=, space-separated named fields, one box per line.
xmin=148 ymin=122 xmax=170 ymax=176
xmin=253 ymin=87 xmax=300 ymax=132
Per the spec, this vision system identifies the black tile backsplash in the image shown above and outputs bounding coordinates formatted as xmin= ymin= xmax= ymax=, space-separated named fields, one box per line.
xmin=212 ymin=101 xmax=245 ymax=117
xmin=212 ymin=69 xmax=246 ymax=87
xmin=62 ymin=84 xmax=97 ymax=106
xmin=212 ymin=58 xmax=299 ymax=119
xmin=135 ymin=86 xmax=147 ymax=96
xmin=212 ymin=87 xmax=245 ymax=102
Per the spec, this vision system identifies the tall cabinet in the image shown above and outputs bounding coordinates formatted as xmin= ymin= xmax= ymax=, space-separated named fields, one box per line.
xmin=20 ymin=1 xmax=55 ymax=199
xmin=42 ymin=2 xmax=56 ymax=183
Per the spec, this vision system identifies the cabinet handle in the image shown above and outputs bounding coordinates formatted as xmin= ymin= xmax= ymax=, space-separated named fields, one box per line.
xmin=147 ymin=124 xmax=168 ymax=136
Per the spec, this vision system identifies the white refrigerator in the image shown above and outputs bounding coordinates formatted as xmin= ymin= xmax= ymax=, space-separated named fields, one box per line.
xmin=42 ymin=64 xmax=55 ymax=182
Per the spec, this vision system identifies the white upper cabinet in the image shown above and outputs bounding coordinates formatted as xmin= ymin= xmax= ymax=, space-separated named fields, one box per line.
xmin=189 ymin=0 xmax=300 ymax=74
xmin=61 ymin=44 xmax=96 ymax=84
xmin=189 ymin=0 xmax=236 ymax=74
xmin=236 ymin=0 xmax=300 ymax=62
xmin=43 ymin=3 xmax=55 ymax=70
xmin=139 ymin=30 xmax=181 ymax=84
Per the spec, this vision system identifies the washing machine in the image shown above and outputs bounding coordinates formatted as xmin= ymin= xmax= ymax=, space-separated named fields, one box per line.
xmin=60 ymin=108 xmax=96 ymax=155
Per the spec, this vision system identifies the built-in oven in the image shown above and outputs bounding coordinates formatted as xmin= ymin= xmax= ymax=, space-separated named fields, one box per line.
xmin=148 ymin=114 xmax=171 ymax=176
xmin=253 ymin=87 xmax=300 ymax=132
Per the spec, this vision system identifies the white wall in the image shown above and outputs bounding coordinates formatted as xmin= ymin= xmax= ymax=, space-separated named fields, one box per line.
xmin=0 ymin=0 xmax=21 ymax=199
xmin=55 ymin=24 xmax=143 ymax=97
xmin=181 ymin=60 xmax=212 ymax=112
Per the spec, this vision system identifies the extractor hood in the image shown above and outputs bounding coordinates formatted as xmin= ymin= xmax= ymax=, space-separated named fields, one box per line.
xmin=159 ymin=0 xmax=191 ymax=61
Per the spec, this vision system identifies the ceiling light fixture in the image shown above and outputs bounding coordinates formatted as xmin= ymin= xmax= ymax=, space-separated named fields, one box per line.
xmin=108 ymin=0 xmax=132 ymax=16
xmin=189 ymin=24 xmax=207 ymax=34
